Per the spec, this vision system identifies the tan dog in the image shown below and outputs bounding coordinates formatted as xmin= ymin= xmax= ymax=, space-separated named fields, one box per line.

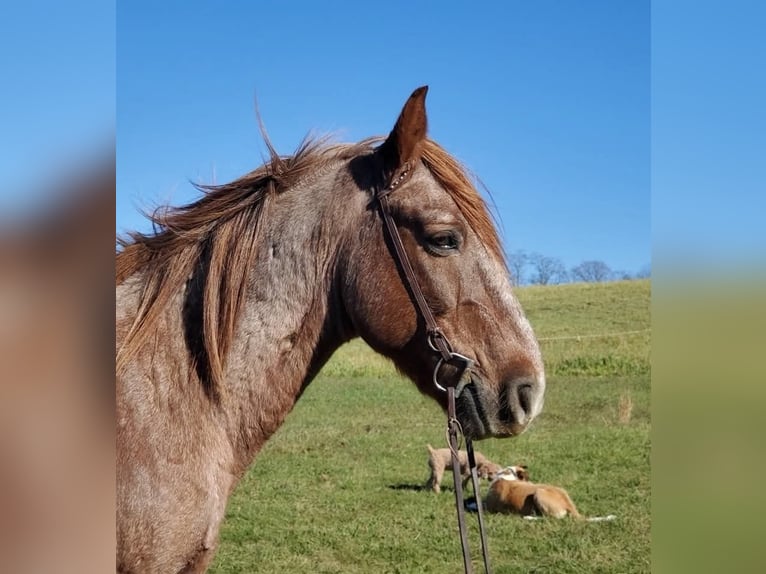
xmin=425 ymin=444 xmax=503 ymax=493
xmin=485 ymin=466 xmax=616 ymax=521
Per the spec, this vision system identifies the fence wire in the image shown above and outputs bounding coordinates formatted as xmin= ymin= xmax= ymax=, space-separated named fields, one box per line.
xmin=537 ymin=328 xmax=650 ymax=342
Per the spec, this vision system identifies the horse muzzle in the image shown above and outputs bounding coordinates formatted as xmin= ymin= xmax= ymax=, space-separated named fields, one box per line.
xmin=455 ymin=372 xmax=545 ymax=440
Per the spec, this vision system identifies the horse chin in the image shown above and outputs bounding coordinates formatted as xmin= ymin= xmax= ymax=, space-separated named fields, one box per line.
xmin=489 ymin=423 xmax=528 ymax=438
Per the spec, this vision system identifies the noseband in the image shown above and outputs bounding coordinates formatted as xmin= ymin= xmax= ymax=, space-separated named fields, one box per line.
xmin=376 ymin=163 xmax=492 ymax=574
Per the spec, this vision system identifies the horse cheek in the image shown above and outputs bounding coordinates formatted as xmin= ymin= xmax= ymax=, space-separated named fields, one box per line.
xmin=344 ymin=254 xmax=416 ymax=353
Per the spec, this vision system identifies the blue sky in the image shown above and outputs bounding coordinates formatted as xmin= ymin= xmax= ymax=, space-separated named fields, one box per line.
xmin=652 ymin=0 xmax=766 ymax=268
xmin=0 ymin=0 xmax=114 ymax=213
xmin=117 ymin=1 xmax=650 ymax=275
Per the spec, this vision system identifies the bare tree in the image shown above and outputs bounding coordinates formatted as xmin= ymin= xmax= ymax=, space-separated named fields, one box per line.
xmin=508 ymin=250 xmax=528 ymax=285
xmin=529 ymin=253 xmax=568 ymax=285
xmin=570 ymin=260 xmax=613 ymax=283
xmin=635 ymin=263 xmax=651 ymax=279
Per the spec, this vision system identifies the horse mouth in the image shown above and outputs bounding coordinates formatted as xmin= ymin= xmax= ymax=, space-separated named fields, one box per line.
xmin=455 ymin=375 xmax=493 ymax=440
xmin=455 ymin=374 xmax=530 ymax=440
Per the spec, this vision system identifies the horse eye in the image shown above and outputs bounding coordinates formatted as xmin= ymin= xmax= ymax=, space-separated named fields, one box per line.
xmin=427 ymin=232 xmax=459 ymax=252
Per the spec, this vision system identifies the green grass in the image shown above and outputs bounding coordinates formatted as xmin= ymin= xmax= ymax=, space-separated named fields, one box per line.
xmin=210 ymin=280 xmax=650 ymax=573
xmin=519 ymin=280 xmax=650 ymax=377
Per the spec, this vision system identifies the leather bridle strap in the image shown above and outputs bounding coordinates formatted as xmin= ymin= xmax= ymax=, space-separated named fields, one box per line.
xmin=447 ymin=392 xmax=492 ymax=574
xmin=447 ymin=387 xmax=473 ymax=573
xmin=376 ymin=165 xmax=492 ymax=574
xmin=376 ymin=193 xmax=453 ymax=362
xmin=466 ymin=439 xmax=492 ymax=573
xmin=377 ymin=163 xmax=464 ymax=365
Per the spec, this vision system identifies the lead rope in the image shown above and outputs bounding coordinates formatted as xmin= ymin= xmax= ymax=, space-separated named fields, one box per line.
xmin=466 ymin=439 xmax=492 ymax=574
xmin=447 ymin=387 xmax=473 ymax=574
xmin=447 ymin=387 xmax=493 ymax=574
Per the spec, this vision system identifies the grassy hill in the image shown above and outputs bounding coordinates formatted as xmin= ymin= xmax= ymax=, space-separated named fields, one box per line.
xmin=520 ymin=279 xmax=650 ymax=376
xmin=211 ymin=280 xmax=651 ymax=573
xmin=322 ymin=279 xmax=651 ymax=378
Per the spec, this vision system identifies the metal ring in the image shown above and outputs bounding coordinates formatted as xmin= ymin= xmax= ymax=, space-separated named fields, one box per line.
xmin=433 ymin=356 xmax=448 ymax=392
xmin=427 ymin=330 xmax=454 ymax=355
xmin=432 ymin=352 xmax=476 ymax=393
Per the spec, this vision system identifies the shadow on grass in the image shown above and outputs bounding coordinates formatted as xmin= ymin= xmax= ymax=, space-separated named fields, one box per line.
xmin=387 ymin=482 xmax=430 ymax=492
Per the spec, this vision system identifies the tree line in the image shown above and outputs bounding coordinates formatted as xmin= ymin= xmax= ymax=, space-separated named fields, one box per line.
xmin=508 ymin=250 xmax=651 ymax=286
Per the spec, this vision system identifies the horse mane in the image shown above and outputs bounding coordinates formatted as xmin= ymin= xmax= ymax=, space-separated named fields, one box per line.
xmin=116 ymin=135 xmax=503 ymax=397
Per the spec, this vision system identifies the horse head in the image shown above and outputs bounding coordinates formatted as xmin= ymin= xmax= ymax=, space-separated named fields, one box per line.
xmin=341 ymin=87 xmax=545 ymax=439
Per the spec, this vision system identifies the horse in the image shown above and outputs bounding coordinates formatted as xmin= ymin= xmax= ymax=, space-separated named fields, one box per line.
xmin=116 ymin=86 xmax=545 ymax=573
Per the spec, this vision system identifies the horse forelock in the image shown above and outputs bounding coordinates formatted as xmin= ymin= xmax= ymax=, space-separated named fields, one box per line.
xmin=115 ymin=134 xmax=503 ymax=397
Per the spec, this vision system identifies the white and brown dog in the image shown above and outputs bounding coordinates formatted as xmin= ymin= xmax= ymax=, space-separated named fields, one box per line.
xmin=485 ymin=465 xmax=616 ymax=522
xmin=425 ymin=444 xmax=503 ymax=493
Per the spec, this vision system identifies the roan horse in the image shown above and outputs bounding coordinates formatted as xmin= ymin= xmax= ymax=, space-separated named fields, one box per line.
xmin=116 ymin=87 xmax=545 ymax=573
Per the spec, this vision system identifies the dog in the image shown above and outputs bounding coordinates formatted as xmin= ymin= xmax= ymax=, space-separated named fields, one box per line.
xmin=485 ymin=465 xmax=616 ymax=521
xmin=425 ymin=444 xmax=503 ymax=493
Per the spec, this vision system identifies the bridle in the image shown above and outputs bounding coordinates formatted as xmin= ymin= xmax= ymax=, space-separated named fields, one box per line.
xmin=376 ymin=162 xmax=493 ymax=574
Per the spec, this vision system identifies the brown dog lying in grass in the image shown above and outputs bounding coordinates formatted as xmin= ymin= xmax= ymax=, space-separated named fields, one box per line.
xmin=425 ymin=444 xmax=503 ymax=493
xmin=485 ymin=465 xmax=616 ymax=521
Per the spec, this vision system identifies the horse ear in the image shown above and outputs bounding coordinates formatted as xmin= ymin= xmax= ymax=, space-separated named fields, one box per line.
xmin=379 ymin=86 xmax=429 ymax=176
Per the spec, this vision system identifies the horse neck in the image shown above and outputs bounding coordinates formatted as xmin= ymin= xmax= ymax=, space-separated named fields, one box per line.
xmin=222 ymin=165 xmax=359 ymax=472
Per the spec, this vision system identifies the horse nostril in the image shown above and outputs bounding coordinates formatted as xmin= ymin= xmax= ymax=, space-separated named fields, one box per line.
xmin=518 ymin=383 xmax=532 ymax=415
xmin=502 ymin=376 xmax=543 ymax=428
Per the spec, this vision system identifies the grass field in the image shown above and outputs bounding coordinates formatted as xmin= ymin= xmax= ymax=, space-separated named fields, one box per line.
xmin=210 ymin=280 xmax=650 ymax=573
